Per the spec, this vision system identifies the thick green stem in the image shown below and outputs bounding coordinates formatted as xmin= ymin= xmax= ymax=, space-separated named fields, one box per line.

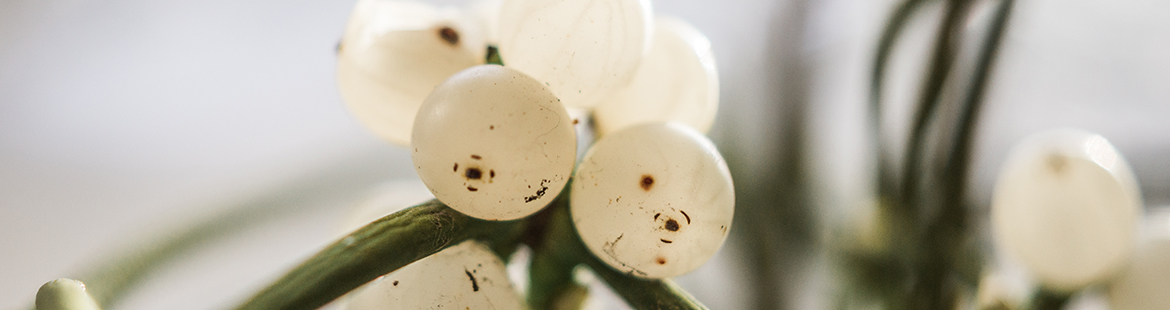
xmin=538 ymin=196 xmax=708 ymax=310
xmin=525 ymin=195 xmax=589 ymax=310
xmin=234 ymin=199 xmax=524 ymax=310
xmin=1024 ymin=289 xmax=1070 ymax=310
xmin=71 ymin=155 xmax=392 ymax=308
xmin=870 ymin=0 xmax=933 ymax=201
xmin=584 ymin=259 xmax=708 ymax=310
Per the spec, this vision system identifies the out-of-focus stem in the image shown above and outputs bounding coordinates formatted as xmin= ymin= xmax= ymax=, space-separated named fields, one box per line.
xmin=527 ymin=193 xmax=709 ymax=310
xmin=1024 ymin=289 xmax=1070 ymax=310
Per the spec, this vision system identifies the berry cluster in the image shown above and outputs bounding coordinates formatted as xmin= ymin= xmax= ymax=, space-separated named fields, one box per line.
xmin=334 ymin=0 xmax=732 ymax=308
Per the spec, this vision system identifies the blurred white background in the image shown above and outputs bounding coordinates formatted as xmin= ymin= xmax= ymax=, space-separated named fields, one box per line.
xmin=2 ymin=0 xmax=1168 ymax=309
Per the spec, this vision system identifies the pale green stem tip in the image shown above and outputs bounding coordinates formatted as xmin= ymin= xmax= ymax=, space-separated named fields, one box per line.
xmin=36 ymin=279 xmax=102 ymax=310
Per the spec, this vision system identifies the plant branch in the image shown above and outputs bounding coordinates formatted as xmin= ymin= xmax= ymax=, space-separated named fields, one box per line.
xmin=530 ymin=193 xmax=709 ymax=310
xmin=586 ymin=260 xmax=709 ymax=310
xmin=70 ymin=154 xmax=393 ymax=308
xmin=234 ymin=199 xmax=525 ymax=310
xmin=870 ymin=0 xmax=933 ymax=201
xmin=899 ymin=0 xmax=971 ymax=219
xmin=1024 ymin=289 xmax=1070 ymax=310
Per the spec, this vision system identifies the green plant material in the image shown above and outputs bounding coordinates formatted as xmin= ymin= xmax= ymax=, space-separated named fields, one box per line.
xmin=525 ymin=196 xmax=590 ymax=310
xmin=35 ymin=279 xmax=101 ymax=310
xmin=486 ymin=45 xmax=504 ymax=66
xmin=870 ymin=0 xmax=932 ymax=199
xmin=535 ymin=195 xmax=709 ymax=310
xmin=730 ymin=0 xmax=817 ymax=308
xmin=231 ymin=192 xmax=708 ymax=310
xmin=234 ymin=199 xmax=525 ymax=310
xmin=1023 ymin=289 xmax=1070 ymax=310
xmin=71 ymin=158 xmax=388 ymax=308
xmin=899 ymin=0 xmax=971 ymax=219
xmin=931 ymin=0 xmax=1015 ymax=286
xmin=72 ymin=198 xmax=291 ymax=308
xmin=584 ymin=258 xmax=708 ymax=310
xmin=862 ymin=0 xmax=1016 ymax=307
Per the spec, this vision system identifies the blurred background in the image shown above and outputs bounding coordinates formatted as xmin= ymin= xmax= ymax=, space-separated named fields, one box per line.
xmin=1 ymin=0 xmax=1167 ymax=309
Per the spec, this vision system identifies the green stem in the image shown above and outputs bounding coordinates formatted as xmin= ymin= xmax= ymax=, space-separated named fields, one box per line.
xmin=538 ymin=196 xmax=708 ymax=310
xmin=234 ymin=199 xmax=525 ymax=310
xmin=72 ymin=155 xmax=391 ymax=308
xmin=870 ymin=0 xmax=933 ymax=201
xmin=899 ymin=0 xmax=971 ymax=219
xmin=486 ymin=45 xmax=504 ymax=66
xmin=1024 ymin=289 xmax=1070 ymax=310
xmin=904 ymin=0 xmax=976 ymax=308
xmin=525 ymin=195 xmax=589 ymax=310
xmin=584 ymin=259 xmax=708 ymax=310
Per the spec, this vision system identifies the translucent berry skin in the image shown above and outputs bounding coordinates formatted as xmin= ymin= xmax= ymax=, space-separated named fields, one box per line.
xmin=991 ymin=129 xmax=1142 ymax=291
xmin=595 ymin=16 xmax=719 ymax=136
xmin=337 ymin=0 xmax=485 ymax=146
xmin=1108 ymin=208 xmax=1170 ymax=310
xmin=497 ymin=0 xmax=653 ymax=108
xmin=570 ymin=123 xmax=734 ymax=279
xmin=412 ymin=65 xmax=576 ymax=221
xmin=345 ymin=241 xmax=523 ymax=310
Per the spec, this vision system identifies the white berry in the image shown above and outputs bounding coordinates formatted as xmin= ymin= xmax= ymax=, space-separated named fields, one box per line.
xmin=497 ymin=0 xmax=653 ymax=108
xmin=345 ymin=241 xmax=523 ymax=310
xmin=594 ymin=15 xmax=719 ymax=136
xmin=337 ymin=0 xmax=485 ymax=145
xmin=412 ymin=65 xmax=576 ymax=221
xmin=571 ymin=123 xmax=734 ymax=279
xmin=1108 ymin=207 xmax=1170 ymax=310
xmin=991 ymin=129 xmax=1142 ymax=291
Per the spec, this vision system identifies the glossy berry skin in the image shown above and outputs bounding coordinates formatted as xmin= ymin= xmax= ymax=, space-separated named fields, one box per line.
xmin=345 ymin=241 xmax=523 ymax=310
xmin=412 ymin=65 xmax=576 ymax=221
xmin=498 ymin=0 xmax=653 ymax=108
xmin=595 ymin=16 xmax=720 ymax=136
xmin=570 ymin=123 xmax=734 ymax=279
xmin=337 ymin=0 xmax=485 ymax=145
xmin=991 ymin=129 xmax=1142 ymax=291
xmin=1108 ymin=208 xmax=1170 ymax=310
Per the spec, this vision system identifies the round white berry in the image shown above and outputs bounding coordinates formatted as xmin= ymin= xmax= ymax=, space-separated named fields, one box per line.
xmin=571 ymin=123 xmax=734 ymax=279
xmin=412 ymin=65 xmax=576 ymax=221
xmin=595 ymin=16 xmax=719 ymax=136
xmin=337 ymin=0 xmax=486 ymax=145
xmin=991 ymin=129 xmax=1142 ymax=291
xmin=497 ymin=0 xmax=652 ymax=108
xmin=345 ymin=241 xmax=523 ymax=310
xmin=1108 ymin=207 xmax=1170 ymax=310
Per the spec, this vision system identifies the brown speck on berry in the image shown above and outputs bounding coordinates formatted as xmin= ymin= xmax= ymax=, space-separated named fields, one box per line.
xmin=665 ymin=219 xmax=680 ymax=231
xmin=465 ymin=168 xmax=482 ymax=180
xmin=438 ymin=26 xmax=459 ymax=45
xmin=640 ymin=175 xmax=654 ymax=191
